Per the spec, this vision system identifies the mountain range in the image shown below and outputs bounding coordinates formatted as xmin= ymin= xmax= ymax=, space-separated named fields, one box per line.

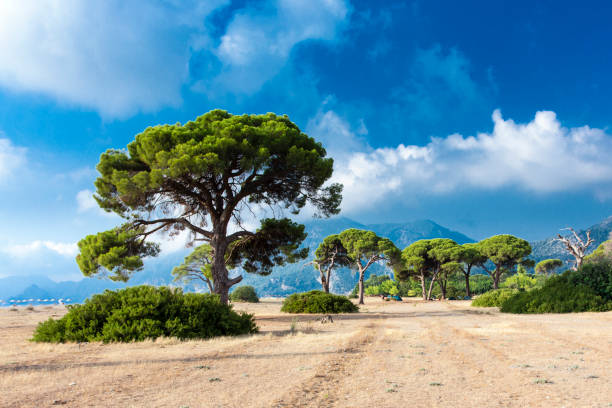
xmin=1 ymin=216 xmax=610 ymax=304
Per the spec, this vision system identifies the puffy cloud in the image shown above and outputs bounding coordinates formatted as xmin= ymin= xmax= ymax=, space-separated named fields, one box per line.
xmin=333 ymin=110 xmax=612 ymax=212
xmin=0 ymin=0 xmax=229 ymax=117
xmin=3 ymin=240 xmax=78 ymax=258
xmin=205 ymin=0 xmax=350 ymax=94
xmin=306 ymin=108 xmax=368 ymax=158
xmin=76 ymin=189 xmax=97 ymax=213
xmin=0 ymin=137 xmax=26 ymax=182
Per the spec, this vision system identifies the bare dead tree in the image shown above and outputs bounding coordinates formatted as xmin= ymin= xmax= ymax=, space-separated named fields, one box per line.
xmin=554 ymin=228 xmax=594 ymax=270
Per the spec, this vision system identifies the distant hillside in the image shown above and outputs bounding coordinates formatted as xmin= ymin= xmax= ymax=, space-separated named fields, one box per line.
xmin=530 ymin=216 xmax=612 ymax=265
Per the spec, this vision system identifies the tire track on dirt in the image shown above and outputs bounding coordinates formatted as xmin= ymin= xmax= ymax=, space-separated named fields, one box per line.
xmin=272 ymin=323 xmax=380 ymax=408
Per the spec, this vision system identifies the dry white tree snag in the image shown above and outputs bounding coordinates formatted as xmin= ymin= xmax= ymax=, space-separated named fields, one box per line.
xmin=554 ymin=228 xmax=594 ymax=270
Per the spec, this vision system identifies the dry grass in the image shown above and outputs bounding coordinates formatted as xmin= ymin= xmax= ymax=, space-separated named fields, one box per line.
xmin=1 ymin=299 xmax=611 ymax=407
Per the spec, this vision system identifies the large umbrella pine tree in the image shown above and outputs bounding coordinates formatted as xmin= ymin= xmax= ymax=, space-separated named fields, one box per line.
xmin=76 ymin=110 xmax=342 ymax=304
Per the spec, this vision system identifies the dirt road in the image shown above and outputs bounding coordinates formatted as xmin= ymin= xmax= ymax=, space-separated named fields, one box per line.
xmin=1 ymin=299 xmax=611 ymax=407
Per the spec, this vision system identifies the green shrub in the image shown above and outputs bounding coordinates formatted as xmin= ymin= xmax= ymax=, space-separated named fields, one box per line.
xmin=229 ymin=285 xmax=259 ymax=303
xmin=281 ymin=290 xmax=358 ymax=314
xmin=472 ymin=289 xmax=517 ymax=307
xmin=32 ymin=286 xmax=257 ymax=343
xmin=351 ymin=274 xmax=391 ymax=297
xmin=500 ymin=273 xmax=612 ymax=314
xmin=569 ymin=261 xmax=612 ymax=300
xmin=501 ymin=272 xmax=537 ymax=291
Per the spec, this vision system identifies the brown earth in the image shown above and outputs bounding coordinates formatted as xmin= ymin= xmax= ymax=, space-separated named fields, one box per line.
xmin=1 ymin=298 xmax=611 ymax=408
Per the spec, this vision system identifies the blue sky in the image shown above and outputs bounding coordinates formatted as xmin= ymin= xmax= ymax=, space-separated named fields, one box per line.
xmin=1 ymin=0 xmax=612 ymax=280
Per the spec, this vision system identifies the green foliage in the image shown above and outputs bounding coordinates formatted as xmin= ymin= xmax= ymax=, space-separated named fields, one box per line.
xmin=94 ymin=110 xmax=341 ymax=218
xmin=469 ymin=274 xmax=494 ymax=294
xmin=472 ymin=289 xmax=517 ymax=307
xmin=500 ymin=275 xmax=611 ymax=314
xmin=172 ymin=244 xmax=214 ymax=290
xmin=339 ymin=229 xmax=401 ymax=267
xmin=32 ymin=286 xmax=257 ymax=343
xmin=566 ymin=260 xmax=612 ymax=300
xmin=501 ymin=271 xmax=538 ymax=291
xmin=76 ymin=225 xmax=159 ymax=282
xmin=478 ymin=235 xmax=532 ymax=267
xmin=535 ymin=259 xmax=564 ymax=276
xmin=281 ymin=291 xmax=358 ymax=313
xmin=313 ymin=234 xmax=351 ymax=268
xmin=229 ymin=286 xmax=259 ymax=303
xmin=584 ymin=239 xmax=612 ymax=264
xmin=351 ymin=274 xmax=392 ymax=297
xmin=229 ymin=218 xmax=309 ymax=275
xmin=400 ymin=238 xmax=462 ymax=299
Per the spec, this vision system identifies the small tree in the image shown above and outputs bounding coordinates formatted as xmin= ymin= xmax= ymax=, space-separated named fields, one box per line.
xmin=339 ymin=229 xmax=400 ymax=305
xmin=535 ymin=259 xmax=564 ymax=277
xmin=75 ymin=110 xmax=342 ymax=304
xmin=478 ymin=235 xmax=532 ymax=289
xmin=452 ymin=243 xmax=487 ymax=298
xmin=554 ymin=228 xmax=594 ymax=270
xmin=309 ymin=234 xmax=351 ymax=293
xmin=501 ymin=268 xmax=537 ymax=290
xmin=172 ymin=244 xmax=216 ymax=292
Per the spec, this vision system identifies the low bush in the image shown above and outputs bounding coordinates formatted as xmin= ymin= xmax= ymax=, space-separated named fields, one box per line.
xmin=472 ymin=289 xmax=517 ymax=307
xmin=229 ymin=285 xmax=259 ymax=303
xmin=281 ymin=290 xmax=358 ymax=314
xmin=568 ymin=260 xmax=612 ymax=300
xmin=500 ymin=272 xmax=612 ymax=314
xmin=32 ymin=286 xmax=257 ymax=343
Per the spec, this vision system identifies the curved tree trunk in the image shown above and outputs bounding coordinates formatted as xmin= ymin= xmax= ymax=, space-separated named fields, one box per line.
xmin=358 ymin=269 xmax=365 ymax=305
xmin=492 ymin=266 xmax=501 ymax=290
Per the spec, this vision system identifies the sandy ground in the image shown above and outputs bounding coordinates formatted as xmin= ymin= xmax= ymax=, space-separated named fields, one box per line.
xmin=0 ymin=298 xmax=611 ymax=408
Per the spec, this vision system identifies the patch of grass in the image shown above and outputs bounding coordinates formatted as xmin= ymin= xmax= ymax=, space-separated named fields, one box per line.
xmin=208 ymin=377 xmax=222 ymax=382
xmin=290 ymin=317 xmax=299 ymax=333
xmin=533 ymin=378 xmax=554 ymax=384
xmin=429 ymin=382 xmax=443 ymax=386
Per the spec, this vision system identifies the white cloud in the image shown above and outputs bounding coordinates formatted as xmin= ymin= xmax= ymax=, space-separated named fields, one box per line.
xmin=208 ymin=0 xmax=350 ymax=94
xmin=76 ymin=189 xmax=97 ymax=213
xmin=0 ymin=0 xmax=229 ymax=117
xmin=0 ymin=138 xmax=26 ymax=181
xmin=333 ymin=109 xmax=612 ymax=212
xmin=306 ymin=108 xmax=368 ymax=158
xmin=3 ymin=241 xmax=78 ymax=258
